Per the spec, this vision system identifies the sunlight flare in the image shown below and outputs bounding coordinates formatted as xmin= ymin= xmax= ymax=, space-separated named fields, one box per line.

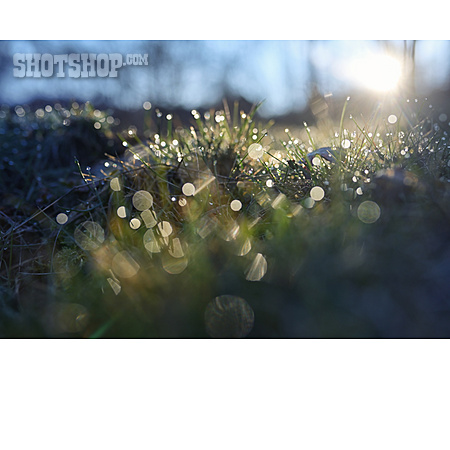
xmin=345 ymin=53 xmax=403 ymax=93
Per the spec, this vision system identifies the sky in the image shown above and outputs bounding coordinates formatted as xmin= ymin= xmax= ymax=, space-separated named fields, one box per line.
xmin=1 ymin=40 xmax=449 ymax=116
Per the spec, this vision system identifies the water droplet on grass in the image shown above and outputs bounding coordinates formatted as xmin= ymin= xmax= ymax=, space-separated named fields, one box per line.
xmin=310 ymin=186 xmax=325 ymax=201
xmin=110 ymin=177 xmax=121 ymax=192
xmin=117 ymin=206 xmax=127 ymax=218
xmin=182 ymin=183 xmax=196 ymax=196
xmin=129 ymin=218 xmax=141 ymax=229
xmin=230 ymin=199 xmax=242 ymax=211
xmin=56 ymin=213 xmax=68 ymax=225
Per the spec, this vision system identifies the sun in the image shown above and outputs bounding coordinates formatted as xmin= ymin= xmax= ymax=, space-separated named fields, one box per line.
xmin=347 ymin=53 xmax=403 ymax=93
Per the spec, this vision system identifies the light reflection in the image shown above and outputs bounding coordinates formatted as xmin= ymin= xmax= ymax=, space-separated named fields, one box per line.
xmin=132 ymin=190 xmax=153 ymax=211
xmin=388 ymin=114 xmax=397 ymax=124
xmin=110 ymin=177 xmax=121 ymax=192
xmin=46 ymin=303 xmax=89 ymax=335
xmin=157 ymin=221 xmax=173 ymax=237
xmin=248 ymin=143 xmax=263 ymax=159
xmin=129 ymin=218 xmax=141 ymax=229
xmin=117 ymin=206 xmax=127 ymax=218
xmin=357 ymin=201 xmax=381 ymax=224
xmin=140 ymin=209 xmax=157 ymax=228
xmin=74 ymin=221 xmax=105 ymax=251
xmin=230 ymin=199 xmax=242 ymax=211
xmin=303 ymin=197 xmax=315 ymax=209
xmin=182 ymin=183 xmax=196 ymax=196
xmin=143 ymin=229 xmax=161 ymax=253
xmin=345 ymin=53 xmax=402 ymax=92
xmin=204 ymin=295 xmax=254 ymax=338
xmin=56 ymin=213 xmax=68 ymax=225
xmin=162 ymin=254 xmax=188 ymax=274
xmin=246 ymin=253 xmax=267 ymax=281
xmin=111 ymin=251 xmax=140 ymax=278
xmin=168 ymin=238 xmax=185 ymax=258
xmin=310 ymin=186 xmax=325 ymax=201
xmin=107 ymin=277 xmax=121 ymax=295
xmin=236 ymin=238 xmax=252 ymax=256
xmin=271 ymin=193 xmax=287 ymax=210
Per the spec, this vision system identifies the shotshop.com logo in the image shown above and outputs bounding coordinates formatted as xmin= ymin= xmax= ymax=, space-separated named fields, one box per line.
xmin=12 ymin=53 xmax=149 ymax=78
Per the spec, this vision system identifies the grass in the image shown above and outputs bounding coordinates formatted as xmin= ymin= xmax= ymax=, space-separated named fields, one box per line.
xmin=0 ymin=97 xmax=449 ymax=337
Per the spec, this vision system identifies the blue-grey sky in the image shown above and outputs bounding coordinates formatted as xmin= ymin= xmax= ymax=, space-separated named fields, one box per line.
xmin=1 ymin=41 xmax=449 ymax=116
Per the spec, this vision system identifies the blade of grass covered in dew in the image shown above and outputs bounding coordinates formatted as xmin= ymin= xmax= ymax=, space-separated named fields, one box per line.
xmin=230 ymin=128 xmax=268 ymax=176
xmin=303 ymin=122 xmax=316 ymax=151
xmin=350 ymin=117 xmax=383 ymax=169
xmin=233 ymin=100 xmax=239 ymax=130
xmin=127 ymin=147 xmax=179 ymax=189
xmin=284 ymin=140 xmax=314 ymax=172
xmin=8 ymin=229 xmax=13 ymax=288
xmin=237 ymin=101 xmax=262 ymax=140
xmin=222 ymin=99 xmax=233 ymax=139
xmin=75 ymin=158 xmax=108 ymax=223
xmin=167 ymin=115 xmax=173 ymax=139
xmin=349 ymin=122 xmax=369 ymax=165
xmin=36 ymin=207 xmax=76 ymax=259
xmin=2 ymin=178 xmax=109 ymax=239
xmin=339 ymin=96 xmax=351 ymax=146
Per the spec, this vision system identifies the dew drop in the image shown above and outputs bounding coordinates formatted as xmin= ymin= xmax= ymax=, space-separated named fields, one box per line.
xmin=110 ymin=177 xmax=121 ymax=192
xmin=117 ymin=206 xmax=127 ymax=218
xmin=388 ymin=114 xmax=397 ymax=124
xmin=230 ymin=199 xmax=242 ymax=211
xmin=129 ymin=218 xmax=141 ymax=229
xmin=310 ymin=186 xmax=325 ymax=201
xmin=56 ymin=213 xmax=68 ymax=225
xmin=182 ymin=183 xmax=196 ymax=196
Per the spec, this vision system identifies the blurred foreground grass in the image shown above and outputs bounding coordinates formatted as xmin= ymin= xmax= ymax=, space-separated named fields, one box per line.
xmin=0 ymin=98 xmax=449 ymax=337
